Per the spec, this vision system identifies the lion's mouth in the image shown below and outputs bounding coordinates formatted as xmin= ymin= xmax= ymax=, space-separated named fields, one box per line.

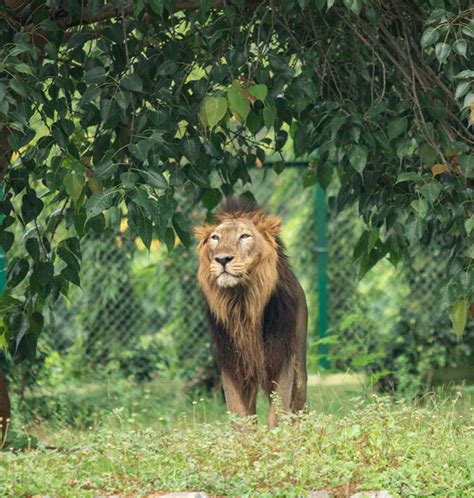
xmin=216 ymin=271 xmax=241 ymax=288
xmin=221 ymin=269 xmax=237 ymax=276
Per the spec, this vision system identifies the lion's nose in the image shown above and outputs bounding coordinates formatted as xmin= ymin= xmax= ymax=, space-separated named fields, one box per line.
xmin=215 ymin=256 xmax=234 ymax=267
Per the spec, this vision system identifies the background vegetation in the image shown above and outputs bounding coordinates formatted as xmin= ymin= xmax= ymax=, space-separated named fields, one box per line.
xmin=0 ymin=0 xmax=472 ymax=365
xmin=0 ymin=0 xmax=473 ymax=495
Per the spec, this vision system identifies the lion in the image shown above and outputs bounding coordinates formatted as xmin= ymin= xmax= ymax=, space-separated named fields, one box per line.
xmin=195 ymin=196 xmax=308 ymax=428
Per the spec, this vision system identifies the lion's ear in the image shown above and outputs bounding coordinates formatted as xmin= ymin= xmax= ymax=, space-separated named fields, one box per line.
xmin=260 ymin=215 xmax=281 ymax=238
xmin=194 ymin=225 xmax=214 ymax=243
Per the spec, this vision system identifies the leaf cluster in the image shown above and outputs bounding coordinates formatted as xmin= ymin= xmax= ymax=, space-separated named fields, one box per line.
xmin=0 ymin=0 xmax=472 ymax=360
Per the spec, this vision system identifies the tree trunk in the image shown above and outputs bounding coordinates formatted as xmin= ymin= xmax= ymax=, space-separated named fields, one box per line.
xmin=0 ymin=367 xmax=10 ymax=448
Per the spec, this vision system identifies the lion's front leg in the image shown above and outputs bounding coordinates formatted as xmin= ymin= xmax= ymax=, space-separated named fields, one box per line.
xmin=267 ymin=361 xmax=295 ymax=429
xmin=221 ymin=370 xmax=258 ymax=421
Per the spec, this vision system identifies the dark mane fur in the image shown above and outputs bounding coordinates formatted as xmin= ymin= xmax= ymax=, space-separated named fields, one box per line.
xmin=218 ymin=196 xmax=259 ymax=216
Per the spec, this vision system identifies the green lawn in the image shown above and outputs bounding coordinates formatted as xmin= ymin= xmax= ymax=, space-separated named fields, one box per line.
xmin=1 ymin=378 xmax=473 ymax=497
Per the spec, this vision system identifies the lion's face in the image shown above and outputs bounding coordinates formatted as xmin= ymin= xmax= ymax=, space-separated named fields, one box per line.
xmin=204 ymin=219 xmax=267 ymax=288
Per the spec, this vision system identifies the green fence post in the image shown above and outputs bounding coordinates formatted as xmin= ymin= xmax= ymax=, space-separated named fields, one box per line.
xmin=316 ymin=184 xmax=330 ymax=370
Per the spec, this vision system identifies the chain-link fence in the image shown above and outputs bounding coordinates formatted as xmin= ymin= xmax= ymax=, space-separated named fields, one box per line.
xmin=11 ymin=166 xmax=474 ymax=390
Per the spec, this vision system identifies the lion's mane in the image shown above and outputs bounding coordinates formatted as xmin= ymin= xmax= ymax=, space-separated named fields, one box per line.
xmin=196 ymin=197 xmax=299 ymax=391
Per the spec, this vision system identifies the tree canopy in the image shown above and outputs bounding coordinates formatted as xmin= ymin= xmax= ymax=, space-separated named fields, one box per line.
xmin=0 ymin=0 xmax=472 ymax=364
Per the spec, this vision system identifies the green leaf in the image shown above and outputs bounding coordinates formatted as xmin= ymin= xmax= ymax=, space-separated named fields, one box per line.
xmin=349 ymin=145 xmax=368 ymax=174
xmin=63 ymin=237 xmax=81 ymax=260
xmin=84 ymin=66 xmax=106 ymax=84
xmin=199 ymin=96 xmax=228 ymax=128
xmin=396 ymin=172 xmax=423 ymax=183
xmin=202 ymin=188 xmax=222 ymax=210
xmin=353 ymin=231 xmax=369 ymax=261
xmin=57 ymin=246 xmax=79 ymax=273
xmin=410 ymin=199 xmax=428 ymax=218
xmin=133 ymin=0 xmax=145 ymax=15
xmin=128 ymin=187 xmax=152 ymax=211
xmin=120 ymin=172 xmax=139 ymax=188
xmin=435 ymin=42 xmax=451 ymax=63
xmin=150 ymin=194 xmax=177 ymax=232
xmin=367 ymin=229 xmax=380 ymax=253
xmin=21 ymin=191 xmax=43 ymax=225
xmin=136 ymin=214 xmax=153 ymax=250
xmin=465 ymin=216 xmax=474 ymax=236
xmin=420 ymin=182 xmax=442 ymax=204
xmin=228 ymin=81 xmax=250 ymax=122
xmin=25 ymin=238 xmax=40 ymax=261
xmin=407 ymin=217 xmax=422 ymax=246
xmin=94 ymin=155 xmax=118 ymax=180
xmin=462 ymin=20 xmax=474 ymax=38
xmin=0 ymin=331 xmax=7 ymax=350
xmin=89 ymin=0 xmax=105 ymax=17
xmin=142 ymin=169 xmax=168 ymax=189
xmin=149 ymin=0 xmax=164 ymax=15
xmin=351 ymin=352 xmax=383 ymax=368
xmin=462 ymin=92 xmax=474 ymax=109
xmin=115 ymin=90 xmax=130 ymax=110
xmin=303 ymin=169 xmax=317 ymax=188
xmin=342 ymin=0 xmax=361 ymax=15
xmin=63 ymin=171 xmax=85 ymax=203
xmin=163 ymin=227 xmax=175 ymax=252
xmin=453 ymin=39 xmax=467 ymax=57
xmin=156 ymin=61 xmax=178 ymax=76
xmin=128 ymin=140 xmax=151 ymax=161
xmin=421 ymin=27 xmax=440 ymax=48
xmin=30 ymin=261 xmax=54 ymax=297
xmin=14 ymin=63 xmax=35 ymax=77
xmin=275 ymin=129 xmax=288 ymax=151
xmin=172 ymin=212 xmax=191 ymax=248
xmin=449 ymin=299 xmax=468 ymax=339
xmin=86 ymin=190 xmax=117 ymax=218
xmin=455 ymin=81 xmax=470 ymax=100
xmin=272 ymin=161 xmax=285 ymax=175
xmin=419 ymin=144 xmax=438 ymax=166
xmin=454 ymin=69 xmax=474 ymax=79
xmin=7 ymin=258 xmax=29 ymax=288
xmin=121 ymin=73 xmax=143 ymax=92
xmin=246 ymin=111 xmax=262 ymax=135
xmin=249 ymin=84 xmax=268 ymax=102
xmin=458 ymin=155 xmax=474 ymax=178
xmin=109 ymin=206 xmax=122 ymax=231
xmin=184 ymin=138 xmax=201 ymax=163
xmin=358 ymin=241 xmax=387 ymax=279
xmin=51 ymin=119 xmax=74 ymax=149
xmin=263 ymin=100 xmax=277 ymax=129
xmin=387 ymin=117 xmax=407 ymax=140
xmin=317 ymin=162 xmax=334 ymax=189
xmin=0 ymin=231 xmax=14 ymax=252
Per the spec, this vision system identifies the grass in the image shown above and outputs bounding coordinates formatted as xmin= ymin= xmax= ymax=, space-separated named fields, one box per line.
xmin=11 ymin=373 xmax=365 ymax=437
xmin=1 ymin=379 xmax=473 ymax=497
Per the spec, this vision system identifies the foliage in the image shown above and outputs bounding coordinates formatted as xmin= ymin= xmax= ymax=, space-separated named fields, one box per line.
xmin=0 ymin=0 xmax=472 ymax=361
xmin=1 ymin=392 xmax=472 ymax=496
xmin=323 ymin=247 xmax=474 ymax=394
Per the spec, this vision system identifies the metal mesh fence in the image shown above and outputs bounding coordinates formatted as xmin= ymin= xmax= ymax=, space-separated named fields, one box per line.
xmin=13 ymin=166 xmax=473 ymax=386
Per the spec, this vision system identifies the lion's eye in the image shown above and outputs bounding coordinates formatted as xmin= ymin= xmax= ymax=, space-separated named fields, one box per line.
xmin=210 ymin=234 xmax=219 ymax=241
xmin=240 ymin=234 xmax=251 ymax=240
